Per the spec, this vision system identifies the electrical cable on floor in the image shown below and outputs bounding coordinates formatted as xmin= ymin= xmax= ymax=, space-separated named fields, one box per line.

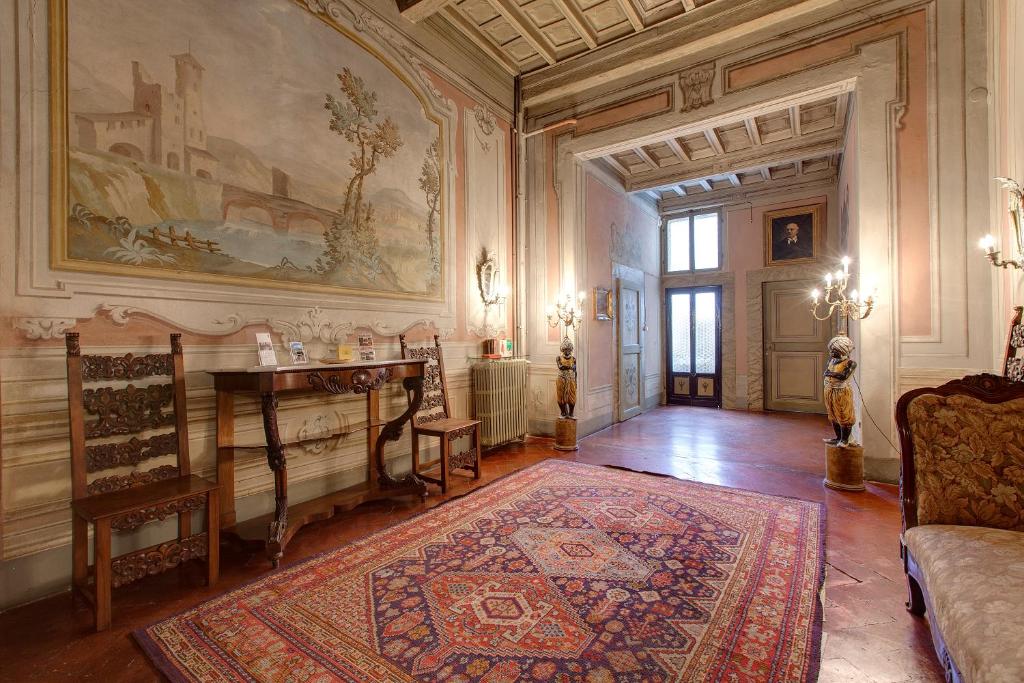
xmin=851 ymin=374 xmax=902 ymax=455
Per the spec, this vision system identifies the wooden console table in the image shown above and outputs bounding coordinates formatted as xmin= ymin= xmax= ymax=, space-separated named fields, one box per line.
xmin=208 ymin=359 xmax=428 ymax=566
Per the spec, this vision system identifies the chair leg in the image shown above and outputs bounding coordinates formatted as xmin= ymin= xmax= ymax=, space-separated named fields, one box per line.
xmin=206 ymin=491 xmax=220 ymax=587
xmin=439 ymin=437 xmax=450 ymax=494
xmin=411 ymin=431 xmax=421 ymax=476
xmin=473 ymin=426 xmax=482 ymax=480
xmin=93 ymin=519 xmax=112 ymax=632
xmin=71 ymin=513 xmax=88 ymax=598
xmin=906 ymin=573 xmax=926 ymax=616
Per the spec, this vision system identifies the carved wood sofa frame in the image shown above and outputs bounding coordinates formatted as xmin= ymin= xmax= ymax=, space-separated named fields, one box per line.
xmin=399 ymin=334 xmax=481 ymax=493
xmin=65 ymin=332 xmax=219 ymax=631
xmin=895 ymin=372 xmax=1024 ymax=682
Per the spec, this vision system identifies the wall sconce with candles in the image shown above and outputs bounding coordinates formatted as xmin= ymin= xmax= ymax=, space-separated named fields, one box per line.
xmin=546 ymin=289 xmax=585 ymax=451
xmin=809 ymin=256 xmax=877 ymax=335
xmin=979 ymin=177 xmax=1024 ymax=270
xmin=978 ymin=177 xmax=1024 ymax=381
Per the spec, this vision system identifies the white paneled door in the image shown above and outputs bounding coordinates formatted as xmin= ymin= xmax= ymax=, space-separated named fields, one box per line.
xmin=617 ymin=277 xmax=645 ymax=422
xmin=763 ymin=279 xmax=830 ymax=413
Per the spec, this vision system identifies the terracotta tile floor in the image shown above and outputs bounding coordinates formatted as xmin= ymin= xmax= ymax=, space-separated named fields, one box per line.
xmin=0 ymin=405 xmax=943 ymax=681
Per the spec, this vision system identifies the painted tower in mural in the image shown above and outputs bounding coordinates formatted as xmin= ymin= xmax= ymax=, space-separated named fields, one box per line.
xmin=73 ymin=51 xmax=218 ymax=179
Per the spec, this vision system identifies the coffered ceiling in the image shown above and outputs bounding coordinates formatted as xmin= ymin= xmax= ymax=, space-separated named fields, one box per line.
xmin=399 ymin=0 xmax=723 ymax=73
xmin=593 ymin=91 xmax=850 ymax=203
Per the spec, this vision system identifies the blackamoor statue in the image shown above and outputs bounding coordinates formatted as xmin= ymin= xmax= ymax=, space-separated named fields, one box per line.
xmin=823 ymin=335 xmax=857 ymax=446
xmin=555 ymin=337 xmax=578 ymax=418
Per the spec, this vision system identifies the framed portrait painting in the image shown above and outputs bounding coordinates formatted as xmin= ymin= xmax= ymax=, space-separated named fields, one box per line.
xmin=763 ymin=204 xmax=824 ymax=266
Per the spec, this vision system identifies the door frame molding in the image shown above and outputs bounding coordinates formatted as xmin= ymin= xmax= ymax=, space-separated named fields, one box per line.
xmin=746 ymin=262 xmax=836 ymax=411
xmin=662 ymin=271 xmax=737 ymax=407
xmin=615 ymin=272 xmax=645 ymax=422
xmin=665 ymin=284 xmax=723 ymax=408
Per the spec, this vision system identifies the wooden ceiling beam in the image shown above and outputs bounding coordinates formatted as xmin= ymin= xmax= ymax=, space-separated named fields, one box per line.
xmin=552 ymin=0 xmax=598 ymax=49
xmin=616 ymin=0 xmax=645 ymax=32
xmin=705 ymin=129 xmax=726 ymax=156
xmin=486 ymin=0 xmax=558 ymax=65
xmin=633 ymin=146 xmax=660 ymax=170
xmin=660 ymin=168 xmax=838 ymax=213
xmin=626 ymin=131 xmax=844 ymax=192
xmin=834 ymin=92 xmax=850 ymax=132
xmin=665 ymin=137 xmax=690 ymax=162
xmin=680 ymin=0 xmax=697 ymax=11
xmin=603 ymin=154 xmax=632 ymax=178
xmin=397 ymin=0 xmax=454 ymax=22
xmin=745 ymin=118 xmax=762 ymax=146
xmin=441 ymin=7 xmax=520 ymax=75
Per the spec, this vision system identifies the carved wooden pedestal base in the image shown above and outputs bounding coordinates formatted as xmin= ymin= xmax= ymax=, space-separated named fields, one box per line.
xmin=554 ymin=417 xmax=578 ymax=452
xmin=824 ymin=444 xmax=866 ymax=491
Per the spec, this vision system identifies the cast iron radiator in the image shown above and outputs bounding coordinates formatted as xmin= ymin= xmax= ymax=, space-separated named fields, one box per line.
xmin=472 ymin=359 xmax=529 ymax=448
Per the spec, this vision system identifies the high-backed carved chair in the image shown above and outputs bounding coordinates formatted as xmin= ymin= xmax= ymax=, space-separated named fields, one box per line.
xmin=65 ymin=332 xmax=218 ymax=631
xmin=399 ymin=334 xmax=481 ymax=493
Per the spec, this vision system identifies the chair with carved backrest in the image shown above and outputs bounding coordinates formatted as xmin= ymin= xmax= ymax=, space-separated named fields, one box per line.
xmin=399 ymin=334 xmax=481 ymax=493
xmin=65 ymin=332 xmax=218 ymax=631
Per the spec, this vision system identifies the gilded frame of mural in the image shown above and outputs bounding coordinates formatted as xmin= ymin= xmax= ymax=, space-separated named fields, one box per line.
xmin=763 ymin=204 xmax=824 ymax=267
xmin=48 ymin=0 xmax=447 ymax=301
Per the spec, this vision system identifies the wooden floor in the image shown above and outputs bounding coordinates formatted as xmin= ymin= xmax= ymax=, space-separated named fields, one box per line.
xmin=0 ymin=405 xmax=943 ymax=682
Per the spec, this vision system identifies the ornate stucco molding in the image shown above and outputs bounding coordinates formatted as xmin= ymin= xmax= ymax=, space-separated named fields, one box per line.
xmin=12 ymin=317 xmax=78 ymax=340
xmin=97 ymin=304 xmax=452 ymax=341
xmin=678 ymin=62 xmax=715 ymax=113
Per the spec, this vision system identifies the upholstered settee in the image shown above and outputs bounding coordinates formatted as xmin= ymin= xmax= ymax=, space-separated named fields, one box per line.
xmin=895 ymin=374 xmax=1024 ymax=683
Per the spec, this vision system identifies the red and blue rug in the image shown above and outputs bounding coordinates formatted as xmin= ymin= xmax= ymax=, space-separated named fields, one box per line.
xmin=136 ymin=460 xmax=825 ymax=682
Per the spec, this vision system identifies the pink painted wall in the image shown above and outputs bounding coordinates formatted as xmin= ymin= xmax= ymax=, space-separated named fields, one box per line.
xmin=584 ymin=171 xmax=661 ymax=391
xmin=728 ymin=11 xmax=932 ymax=338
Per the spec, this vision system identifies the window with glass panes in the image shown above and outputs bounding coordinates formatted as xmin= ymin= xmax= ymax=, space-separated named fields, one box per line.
xmin=664 ymin=210 xmax=721 ymax=272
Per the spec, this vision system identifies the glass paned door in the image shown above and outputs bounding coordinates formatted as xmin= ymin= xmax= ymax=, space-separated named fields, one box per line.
xmin=666 ymin=286 xmax=721 ymax=407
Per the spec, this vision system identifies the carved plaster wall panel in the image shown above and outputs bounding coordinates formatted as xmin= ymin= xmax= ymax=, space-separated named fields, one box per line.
xmin=464 ymin=104 xmax=509 ymax=339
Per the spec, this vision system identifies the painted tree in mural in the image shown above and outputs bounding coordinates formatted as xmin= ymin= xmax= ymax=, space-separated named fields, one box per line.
xmin=419 ymin=135 xmax=441 ymax=282
xmin=316 ymin=67 xmax=403 ymax=277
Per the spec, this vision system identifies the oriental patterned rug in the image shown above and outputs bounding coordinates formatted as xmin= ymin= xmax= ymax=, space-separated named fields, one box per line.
xmin=136 ymin=460 xmax=825 ymax=682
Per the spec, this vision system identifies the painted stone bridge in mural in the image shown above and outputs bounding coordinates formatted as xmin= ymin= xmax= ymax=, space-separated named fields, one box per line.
xmin=220 ymin=183 xmax=340 ymax=237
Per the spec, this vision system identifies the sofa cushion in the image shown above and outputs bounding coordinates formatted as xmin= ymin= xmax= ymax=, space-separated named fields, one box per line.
xmin=906 ymin=394 xmax=1024 ymax=530
xmin=905 ymin=525 xmax=1024 ymax=682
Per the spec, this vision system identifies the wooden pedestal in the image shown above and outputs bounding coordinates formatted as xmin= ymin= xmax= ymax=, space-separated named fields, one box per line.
xmin=554 ymin=417 xmax=578 ymax=451
xmin=824 ymin=444 xmax=866 ymax=491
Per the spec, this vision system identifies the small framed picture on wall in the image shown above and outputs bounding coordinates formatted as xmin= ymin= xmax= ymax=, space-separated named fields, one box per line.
xmin=764 ymin=204 xmax=823 ymax=266
xmin=593 ymin=287 xmax=614 ymax=321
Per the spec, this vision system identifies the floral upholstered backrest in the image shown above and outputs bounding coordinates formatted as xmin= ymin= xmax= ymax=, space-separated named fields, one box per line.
xmin=906 ymin=393 xmax=1024 ymax=531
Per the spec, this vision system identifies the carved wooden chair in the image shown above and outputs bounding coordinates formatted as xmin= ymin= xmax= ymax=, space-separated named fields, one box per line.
xmin=399 ymin=334 xmax=481 ymax=493
xmin=65 ymin=332 xmax=218 ymax=631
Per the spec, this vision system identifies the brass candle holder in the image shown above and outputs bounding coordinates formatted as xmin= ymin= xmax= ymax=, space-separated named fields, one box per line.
xmin=810 ymin=256 xmax=876 ymax=336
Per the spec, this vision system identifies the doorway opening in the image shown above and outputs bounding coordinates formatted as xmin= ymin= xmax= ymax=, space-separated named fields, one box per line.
xmin=666 ymin=286 xmax=721 ymax=407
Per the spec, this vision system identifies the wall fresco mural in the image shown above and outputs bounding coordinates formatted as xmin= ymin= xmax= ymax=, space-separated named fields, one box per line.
xmin=57 ymin=0 xmax=444 ymax=298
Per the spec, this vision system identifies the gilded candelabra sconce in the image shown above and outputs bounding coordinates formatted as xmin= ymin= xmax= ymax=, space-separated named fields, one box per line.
xmin=809 ymin=255 xmax=877 ymax=493
xmin=546 ymin=290 xmax=585 ymax=451
xmin=979 ymin=177 xmax=1024 ymax=381
xmin=979 ymin=177 xmax=1024 ymax=270
xmin=809 ymin=256 xmax=876 ymax=335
